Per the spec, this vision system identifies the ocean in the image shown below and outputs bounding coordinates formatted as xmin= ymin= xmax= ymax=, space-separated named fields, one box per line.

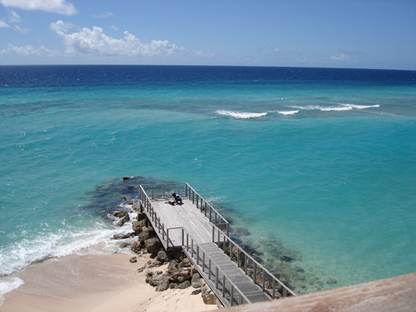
xmin=0 ymin=65 xmax=415 ymax=295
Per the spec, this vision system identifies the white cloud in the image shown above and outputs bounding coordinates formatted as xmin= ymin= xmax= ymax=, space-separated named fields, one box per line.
xmin=330 ymin=52 xmax=349 ymax=61
xmin=0 ymin=0 xmax=76 ymax=15
xmin=195 ymin=50 xmax=216 ymax=58
xmin=9 ymin=10 xmax=20 ymax=23
xmin=0 ymin=44 xmax=53 ymax=56
xmin=0 ymin=19 xmax=9 ymax=28
xmin=50 ymin=20 xmax=180 ymax=57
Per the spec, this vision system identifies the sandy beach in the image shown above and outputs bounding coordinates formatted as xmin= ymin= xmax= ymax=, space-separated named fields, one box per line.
xmin=1 ymin=251 xmax=218 ymax=312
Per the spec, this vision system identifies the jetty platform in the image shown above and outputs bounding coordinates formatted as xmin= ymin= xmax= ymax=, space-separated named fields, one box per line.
xmin=138 ymin=183 xmax=295 ymax=307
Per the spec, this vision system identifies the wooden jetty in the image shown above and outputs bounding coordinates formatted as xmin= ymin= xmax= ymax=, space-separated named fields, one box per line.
xmin=138 ymin=183 xmax=295 ymax=307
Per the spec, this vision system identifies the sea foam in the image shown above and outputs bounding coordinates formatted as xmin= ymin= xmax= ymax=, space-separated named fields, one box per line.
xmin=276 ymin=110 xmax=299 ymax=116
xmin=291 ymin=103 xmax=380 ymax=112
xmin=216 ymin=110 xmax=268 ymax=119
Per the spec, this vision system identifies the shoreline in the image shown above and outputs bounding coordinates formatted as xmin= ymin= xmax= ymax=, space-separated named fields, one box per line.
xmin=1 ymin=250 xmax=217 ymax=312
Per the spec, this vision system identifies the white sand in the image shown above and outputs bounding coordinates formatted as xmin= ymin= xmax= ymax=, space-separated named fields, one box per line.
xmin=1 ymin=252 xmax=218 ymax=312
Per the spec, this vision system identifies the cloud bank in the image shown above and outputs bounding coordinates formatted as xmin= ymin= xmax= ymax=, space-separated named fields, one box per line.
xmin=50 ymin=20 xmax=180 ymax=57
xmin=0 ymin=44 xmax=52 ymax=56
xmin=0 ymin=0 xmax=76 ymax=15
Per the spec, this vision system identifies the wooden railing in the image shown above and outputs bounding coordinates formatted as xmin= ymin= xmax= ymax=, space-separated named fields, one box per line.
xmin=138 ymin=185 xmax=174 ymax=249
xmin=185 ymin=183 xmax=230 ymax=236
xmin=166 ymin=226 xmax=251 ymax=306
xmin=211 ymin=224 xmax=296 ymax=299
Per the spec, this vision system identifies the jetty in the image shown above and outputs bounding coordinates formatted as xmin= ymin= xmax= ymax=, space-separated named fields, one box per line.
xmin=138 ymin=183 xmax=295 ymax=307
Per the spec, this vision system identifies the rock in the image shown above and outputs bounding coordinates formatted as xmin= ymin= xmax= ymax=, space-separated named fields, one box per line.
xmin=156 ymin=250 xmax=169 ymax=263
xmin=191 ymin=273 xmax=203 ymax=288
xmin=176 ymin=280 xmax=191 ymax=289
xmin=144 ymin=237 xmax=162 ymax=257
xmin=129 ymin=256 xmax=137 ymax=263
xmin=137 ymin=212 xmax=147 ymax=221
xmin=148 ymin=260 xmax=162 ymax=268
xmin=113 ymin=210 xmax=129 ymax=218
xmin=167 ymin=260 xmax=178 ymax=273
xmin=112 ymin=232 xmax=134 ymax=240
xmin=235 ymin=227 xmax=251 ymax=236
xmin=140 ymin=226 xmax=155 ymax=241
xmin=178 ymin=258 xmax=191 ymax=268
xmin=201 ymin=285 xmax=216 ymax=304
xmin=327 ymin=278 xmax=337 ymax=285
xmin=130 ymin=240 xmax=142 ymax=254
xmin=115 ymin=214 xmax=130 ymax=226
xmin=137 ymin=265 xmax=146 ymax=273
xmin=132 ymin=220 xmax=146 ymax=234
xmin=191 ymin=288 xmax=202 ymax=295
xmin=118 ymin=241 xmax=130 ymax=248
xmin=280 ymin=255 xmax=295 ymax=262
xmin=155 ymin=274 xmax=170 ymax=291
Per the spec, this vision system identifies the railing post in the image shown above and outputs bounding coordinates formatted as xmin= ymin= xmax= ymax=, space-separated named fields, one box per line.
xmin=202 ymin=252 xmax=205 ymax=272
xmin=204 ymin=202 xmax=207 ymax=216
xmin=217 ymin=230 xmax=220 ymax=245
xmin=209 ymin=207 xmax=212 ymax=222
xmin=167 ymin=229 xmax=170 ymax=248
xmin=215 ymin=267 xmax=219 ymax=289
xmin=253 ymin=262 xmax=257 ymax=284
xmin=262 ymin=271 xmax=266 ymax=291
xmin=191 ymin=239 xmax=194 ymax=257
xmin=186 ymin=233 xmax=189 ymax=250
xmin=222 ymin=276 xmax=226 ymax=297
xmin=162 ymin=224 xmax=165 ymax=240
xmin=272 ymin=279 xmax=276 ymax=298
xmin=208 ymin=259 xmax=212 ymax=280
xmin=196 ymin=194 xmax=199 ymax=208
xmin=212 ymin=226 xmax=215 ymax=242
xmin=196 ymin=246 xmax=200 ymax=265
xmin=185 ymin=184 xmax=188 ymax=197
xmin=181 ymin=228 xmax=184 ymax=246
xmin=230 ymin=285 xmax=234 ymax=306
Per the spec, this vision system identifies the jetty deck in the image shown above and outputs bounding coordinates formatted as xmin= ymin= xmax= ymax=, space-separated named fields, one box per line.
xmin=138 ymin=183 xmax=295 ymax=307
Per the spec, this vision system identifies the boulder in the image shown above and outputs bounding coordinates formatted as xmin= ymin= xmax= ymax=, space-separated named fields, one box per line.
xmin=156 ymin=250 xmax=169 ymax=263
xmin=155 ymin=274 xmax=170 ymax=291
xmin=137 ymin=212 xmax=147 ymax=221
xmin=144 ymin=237 xmax=162 ymax=257
xmin=176 ymin=280 xmax=191 ymax=289
xmin=130 ymin=240 xmax=142 ymax=254
xmin=178 ymin=257 xmax=191 ymax=268
xmin=129 ymin=256 xmax=137 ymax=263
xmin=132 ymin=220 xmax=146 ymax=234
xmin=191 ymin=289 xmax=202 ymax=295
xmin=115 ymin=214 xmax=130 ymax=226
xmin=191 ymin=273 xmax=203 ymax=288
xmin=167 ymin=260 xmax=179 ymax=273
xmin=201 ymin=285 xmax=217 ymax=304
xmin=112 ymin=232 xmax=134 ymax=240
xmin=140 ymin=226 xmax=155 ymax=241
xmin=113 ymin=210 xmax=128 ymax=218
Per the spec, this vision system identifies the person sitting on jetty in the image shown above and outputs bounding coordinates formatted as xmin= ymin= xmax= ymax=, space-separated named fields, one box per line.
xmin=172 ymin=193 xmax=183 ymax=205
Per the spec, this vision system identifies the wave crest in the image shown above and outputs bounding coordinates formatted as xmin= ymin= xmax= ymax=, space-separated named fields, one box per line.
xmin=216 ymin=110 xmax=268 ymax=119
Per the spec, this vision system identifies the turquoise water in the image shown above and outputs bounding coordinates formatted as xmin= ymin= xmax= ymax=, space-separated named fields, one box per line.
xmin=1 ymin=66 xmax=416 ymax=293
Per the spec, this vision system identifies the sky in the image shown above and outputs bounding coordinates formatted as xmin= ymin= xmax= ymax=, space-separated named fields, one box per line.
xmin=0 ymin=0 xmax=415 ymax=69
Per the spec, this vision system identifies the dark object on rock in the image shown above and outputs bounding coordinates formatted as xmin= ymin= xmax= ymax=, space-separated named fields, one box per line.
xmin=144 ymin=237 xmax=162 ymax=257
xmin=116 ymin=214 xmax=130 ymax=226
xmin=176 ymin=280 xmax=191 ymax=289
xmin=129 ymin=256 xmax=138 ymax=263
xmin=156 ymin=250 xmax=169 ymax=263
xmin=112 ymin=232 xmax=135 ymax=240
xmin=113 ymin=210 xmax=129 ymax=218
xmin=123 ymin=176 xmax=131 ymax=181
xmin=191 ymin=288 xmax=202 ymax=295
xmin=327 ymin=278 xmax=338 ymax=285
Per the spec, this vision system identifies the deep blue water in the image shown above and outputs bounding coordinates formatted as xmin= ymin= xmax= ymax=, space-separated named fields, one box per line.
xmin=1 ymin=65 xmax=416 ymax=294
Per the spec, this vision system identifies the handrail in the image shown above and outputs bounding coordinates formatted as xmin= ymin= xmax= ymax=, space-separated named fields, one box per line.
xmin=211 ymin=222 xmax=296 ymax=298
xmin=185 ymin=183 xmax=230 ymax=235
xmin=167 ymin=226 xmax=251 ymax=306
xmin=138 ymin=185 xmax=174 ymax=248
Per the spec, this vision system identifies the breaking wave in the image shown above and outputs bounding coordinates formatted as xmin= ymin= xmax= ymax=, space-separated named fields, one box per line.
xmin=216 ymin=110 xmax=268 ymax=119
xmin=276 ymin=110 xmax=300 ymax=116
xmin=291 ymin=103 xmax=380 ymax=112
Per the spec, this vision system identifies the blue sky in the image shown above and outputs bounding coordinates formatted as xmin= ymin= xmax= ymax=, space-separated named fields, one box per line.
xmin=0 ymin=0 xmax=415 ymax=69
